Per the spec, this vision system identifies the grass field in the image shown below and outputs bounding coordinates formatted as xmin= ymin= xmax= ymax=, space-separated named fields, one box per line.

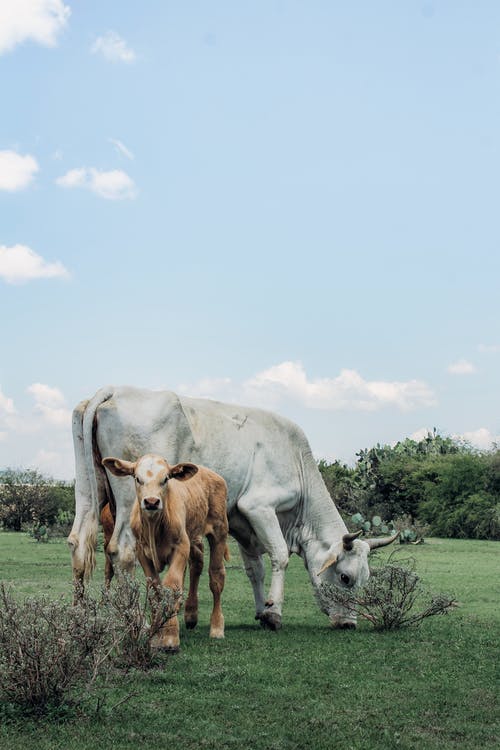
xmin=0 ymin=531 xmax=498 ymax=750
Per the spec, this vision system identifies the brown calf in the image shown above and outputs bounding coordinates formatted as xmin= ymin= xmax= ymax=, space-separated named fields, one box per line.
xmin=102 ymin=453 xmax=229 ymax=652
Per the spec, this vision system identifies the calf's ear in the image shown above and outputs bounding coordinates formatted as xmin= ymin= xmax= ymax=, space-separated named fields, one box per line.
xmin=102 ymin=457 xmax=136 ymax=477
xmin=169 ymin=462 xmax=198 ymax=482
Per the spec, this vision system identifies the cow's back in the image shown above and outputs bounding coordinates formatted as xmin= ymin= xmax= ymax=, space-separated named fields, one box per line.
xmin=177 ymin=395 xmax=309 ymax=508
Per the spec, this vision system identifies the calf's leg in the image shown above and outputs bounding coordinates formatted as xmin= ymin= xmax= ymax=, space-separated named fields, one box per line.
xmin=207 ymin=532 xmax=227 ymax=639
xmin=184 ymin=538 xmax=204 ymax=629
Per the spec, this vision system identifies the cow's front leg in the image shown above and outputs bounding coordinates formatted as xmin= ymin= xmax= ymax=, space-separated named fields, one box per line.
xmin=158 ymin=537 xmax=190 ymax=652
xmin=237 ymin=496 xmax=289 ymax=630
xmin=238 ymin=543 xmax=266 ymax=622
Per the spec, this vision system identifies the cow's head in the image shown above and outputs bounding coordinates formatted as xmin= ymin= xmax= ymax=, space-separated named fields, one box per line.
xmin=317 ymin=530 xmax=399 ymax=628
xmin=102 ymin=454 xmax=198 ymax=515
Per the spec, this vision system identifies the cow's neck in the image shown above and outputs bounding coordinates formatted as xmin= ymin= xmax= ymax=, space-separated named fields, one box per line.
xmin=295 ymin=454 xmax=348 ymax=585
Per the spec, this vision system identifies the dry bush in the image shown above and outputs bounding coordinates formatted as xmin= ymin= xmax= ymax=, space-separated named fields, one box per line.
xmin=103 ymin=574 xmax=181 ymax=669
xmin=0 ymin=583 xmax=115 ymax=717
xmin=319 ymin=553 xmax=457 ymax=630
xmin=0 ymin=575 xmax=181 ymax=718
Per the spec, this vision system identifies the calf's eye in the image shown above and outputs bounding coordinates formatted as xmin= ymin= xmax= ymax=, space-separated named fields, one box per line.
xmin=340 ymin=573 xmax=350 ymax=585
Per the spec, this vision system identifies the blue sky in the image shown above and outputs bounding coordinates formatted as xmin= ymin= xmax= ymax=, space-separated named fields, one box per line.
xmin=1 ymin=1 xmax=499 ymax=479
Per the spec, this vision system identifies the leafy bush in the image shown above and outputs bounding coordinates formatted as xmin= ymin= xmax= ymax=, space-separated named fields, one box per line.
xmin=392 ymin=514 xmax=430 ymax=544
xmin=0 ymin=469 xmax=74 ymax=532
xmin=350 ymin=511 xmax=397 ymax=536
xmin=318 ymin=553 xmax=457 ymax=630
xmin=28 ymin=523 xmax=49 ymax=543
xmin=319 ymin=436 xmax=500 ymax=540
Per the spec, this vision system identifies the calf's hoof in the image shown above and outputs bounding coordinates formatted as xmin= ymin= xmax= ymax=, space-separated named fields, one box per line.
xmin=184 ymin=616 xmax=198 ymax=630
xmin=259 ymin=610 xmax=282 ymax=631
xmin=160 ymin=644 xmax=181 ymax=654
xmin=209 ymin=627 xmax=225 ymax=640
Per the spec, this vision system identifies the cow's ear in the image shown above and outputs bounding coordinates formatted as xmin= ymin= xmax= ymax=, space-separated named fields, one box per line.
xmin=102 ymin=457 xmax=136 ymax=477
xmin=169 ymin=462 xmax=198 ymax=482
xmin=317 ymin=553 xmax=337 ymax=576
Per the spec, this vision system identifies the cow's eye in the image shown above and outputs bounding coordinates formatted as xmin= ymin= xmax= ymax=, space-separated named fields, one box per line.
xmin=161 ymin=476 xmax=168 ymax=486
xmin=340 ymin=573 xmax=350 ymax=585
xmin=136 ymin=476 xmax=144 ymax=485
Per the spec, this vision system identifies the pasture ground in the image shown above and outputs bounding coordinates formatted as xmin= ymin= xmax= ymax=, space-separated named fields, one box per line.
xmin=0 ymin=532 xmax=498 ymax=750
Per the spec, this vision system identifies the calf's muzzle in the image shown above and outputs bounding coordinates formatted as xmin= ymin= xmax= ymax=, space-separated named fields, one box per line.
xmin=143 ymin=497 xmax=161 ymax=512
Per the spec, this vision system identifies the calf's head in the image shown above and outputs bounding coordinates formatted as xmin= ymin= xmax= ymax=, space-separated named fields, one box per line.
xmin=102 ymin=454 xmax=198 ymax=514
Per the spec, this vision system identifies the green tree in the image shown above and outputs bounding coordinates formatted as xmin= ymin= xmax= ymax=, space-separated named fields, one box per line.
xmin=0 ymin=469 xmax=63 ymax=531
xmin=317 ymin=459 xmax=359 ymax=515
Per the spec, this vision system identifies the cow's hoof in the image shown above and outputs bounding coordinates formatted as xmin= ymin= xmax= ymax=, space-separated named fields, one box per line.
xmin=332 ymin=621 xmax=356 ymax=630
xmin=260 ymin=610 xmax=282 ymax=631
xmin=184 ymin=618 xmax=198 ymax=630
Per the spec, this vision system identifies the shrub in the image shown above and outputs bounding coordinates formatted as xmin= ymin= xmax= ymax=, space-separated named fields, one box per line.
xmin=0 ymin=574 xmax=180 ymax=718
xmin=103 ymin=574 xmax=181 ymax=670
xmin=0 ymin=583 xmax=115 ymax=717
xmin=392 ymin=514 xmax=430 ymax=544
xmin=0 ymin=469 xmax=73 ymax=532
xmin=318 ymin=553 xmax=457 ymax=630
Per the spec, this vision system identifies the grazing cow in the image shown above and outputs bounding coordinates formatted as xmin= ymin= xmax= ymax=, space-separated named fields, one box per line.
xmin=68 ymin=386 xmax=398 ymax=630
xmin=102 ymin=453 xmax=229 ymax=651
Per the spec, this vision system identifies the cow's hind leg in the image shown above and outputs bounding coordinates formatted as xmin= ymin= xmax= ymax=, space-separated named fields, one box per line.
xmin=207 ymin=531 xmax=227 ymax=639
xmin=184 ymin=538 xmax=204 ymax=630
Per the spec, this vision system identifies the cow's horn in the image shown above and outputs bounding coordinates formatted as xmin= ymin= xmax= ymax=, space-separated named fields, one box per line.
xmin=342 ymin=530 xmax=363 ymax=551
xmin=366 ymin=531 xmax=400 ymax=550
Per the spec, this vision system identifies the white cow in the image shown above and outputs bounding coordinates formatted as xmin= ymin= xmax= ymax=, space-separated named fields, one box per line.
xmin=68 ymin=386 xmax=397 ymax=629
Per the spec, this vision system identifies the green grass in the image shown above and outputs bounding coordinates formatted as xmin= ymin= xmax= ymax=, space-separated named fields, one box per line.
xmin=0 ymin=532 xmax=499 ymax=750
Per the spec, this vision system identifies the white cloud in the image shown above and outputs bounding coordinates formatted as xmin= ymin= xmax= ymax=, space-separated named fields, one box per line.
xmin=0 ymin=386 xmax=16 ymax=416
xmin=179 ymin=361 xmax=436 ymax=412
xmin=0 ymin=0 xmax=70 ymax=55
xmin=0 ymin=150 xmax=39 ymax=191
xmin=409 ymin=427 xmax=433 ymax=442
xmin=0 ymin=383 xmax=74 ymax=478
xmin=0 ymin=244 xmax=70 ymax=284
xmin=109 ymin=138 xmax=134 ymax=160
xmin=32 ymin=448 xmax=63 ymax=474
xmin=478 ymin=344 xmax=500 ymax=354
xmin=27 ymin=383 xmax=71 ymax=427
xmin=452 ymin=427 xmax=500 ymax=451
xmin=56 ymin=167 xmax=137 ymax=200
xmin=91 ymin=31 xmax=136 ymax=63
xmin=447 ymin=359 xmax=477 ymax=375
xmin=56 ymin=167 xmax=87 ymax=188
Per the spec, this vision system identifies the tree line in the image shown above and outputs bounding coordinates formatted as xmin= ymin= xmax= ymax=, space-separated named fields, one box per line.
xmin=1 ymin=430 xmax=499 ymax=540
xmin=318 ymin=431 xmax=500 ymax=541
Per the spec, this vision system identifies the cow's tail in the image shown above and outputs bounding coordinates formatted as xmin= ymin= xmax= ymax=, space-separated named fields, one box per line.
xmin=224 ymin=544 xmax=230 ymax=562
xmin=68 ymin=386 xmax=115 ymax=584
